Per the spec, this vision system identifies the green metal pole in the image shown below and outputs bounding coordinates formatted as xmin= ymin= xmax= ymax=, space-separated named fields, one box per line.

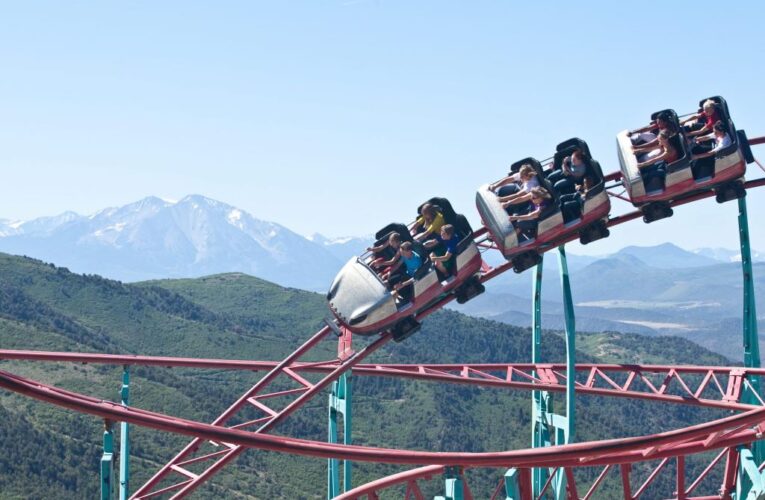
xmin=739 ymin=196 xmax=761 ymax=374
xmin=529 ymin=257 xmax=551 ymax=497
xmin=436 ymin=466 xmax=465 ymax=500
xmin=557 ymin=246 xmax=576 ymax=443
xmin=328 ymin=372 xmax=352 ymax=499
xmin=119 ymin=366 xmax=130 ymax=500
xmin=736 ymin=196 xmax=765 ymax=499
xmin=327 ymin=400 xmax=338 ymax=498
xmin=553 ymin=246 xmax=576 ymax=499
xmin=101 ymin=419 xmax=114 ymax=500
xmin=342 ymin=375 xmax=352 ymax=493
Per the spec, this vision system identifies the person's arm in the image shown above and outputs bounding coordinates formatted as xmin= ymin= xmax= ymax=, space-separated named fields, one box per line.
xmin=632 ymin=137 xmax=659 ymax=152
xmin=628 ymin=122 xmax=658 ymax=134
xmin=695 ymin=132 xmax=715 ymax=143
xmin=686 ymin=123 xmax=712 ymax=137
xmin=489 ymin=173 xmax=519 ymax=191
xmin=509 ymin=207 xmax=542 ymax=222
xmin=502 ymin=192 xmax=533 ymax=208
xmin=377 ymin=251 xmax=401 ymax=268
xmin=409 ymin=217 xmax=425 ymax=235
xmin=429 ymin=249 xmax=453 ymax=263
xmin=367 ymin=241 xmax=388 ymax=253
xmin=423 ymin=238 xmax=439 ymax=248
xmin=692 ymin=150 xmax=716 ymax=160
xmin=637 ymin=150 xmax=669 ymax=169
xmin=680 ymin=112 xmax=701 ymax=125
xmin=414 ymin=227 xmax=434 ymax=241
xmin=394 ymin=277 xmax=415 ymax=290
xmin=692 ymin=139 xmax=727 ymax=160
xmin=498 ymin=191 xmax=522 ymax=203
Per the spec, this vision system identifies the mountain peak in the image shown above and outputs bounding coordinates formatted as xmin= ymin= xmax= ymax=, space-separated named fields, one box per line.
xmin=178 ymin=194 xmax=226 ymax=207
xmin=614 ymin=243 xmax=718 ymax=269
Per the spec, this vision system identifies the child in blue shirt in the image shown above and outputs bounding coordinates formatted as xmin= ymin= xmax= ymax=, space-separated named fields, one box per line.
xmin=428 ymin=224 xmax=459 ymax=278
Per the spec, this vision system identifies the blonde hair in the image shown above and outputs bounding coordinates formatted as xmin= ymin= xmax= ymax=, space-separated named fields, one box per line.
xmin=519 ymin=164 xmax=537 ymax=178
xmin=702 ymin=99 xmax=716 ymax=111
xmin=530 ymin=187 xmax=551 ymax=199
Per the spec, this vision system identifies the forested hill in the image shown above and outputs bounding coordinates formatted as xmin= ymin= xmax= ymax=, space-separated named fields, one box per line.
xmin=0 ymin=252 xmax=732 ymax=498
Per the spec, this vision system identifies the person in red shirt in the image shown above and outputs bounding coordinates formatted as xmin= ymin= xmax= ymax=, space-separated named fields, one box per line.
xmin=682 ymin=99 xmax=721 ymax=138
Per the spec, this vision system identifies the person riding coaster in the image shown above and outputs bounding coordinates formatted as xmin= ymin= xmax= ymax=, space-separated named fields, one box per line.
xmin=615 ymin=96 xmax=754 ymax=223
xmin=327 ymin=197 xmax=485 ymax=341
xmin=476 ymin=138 xmax=611 ymax=273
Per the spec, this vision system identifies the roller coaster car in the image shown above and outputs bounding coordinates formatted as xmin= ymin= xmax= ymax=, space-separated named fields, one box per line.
xmin=475 ymin=138 xmax=611 ymax=273
xmin=616 ymin=97 xmax=754 ymax=223
xmin=326 ymin=197 xmax=484 ymax=341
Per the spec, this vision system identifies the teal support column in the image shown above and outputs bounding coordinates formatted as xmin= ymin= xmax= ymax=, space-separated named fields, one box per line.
xmin=548 ymin=246 xmax=577 ymax=500
xmin=737 ymin=196 xmax=764 ymax=499
xmin=509 ymin=248 xmax=577 ymax=500
xmin=557 ymin=246 xmax=576 ymax=444
xmin=119 ymin=366 xmax=130 ymax=500
xmin=327 ymin=372 xmax=352 ymax=498
xmin=739 ymin=196 xmax=761 ymax=379
xmin=101 ymin=420 xmax=115 ymax=500
xmin=529 ymin=257 xmax=552 ymax=497
xmin=435 ymin=467 xmax=465 ymax=500
xmin=504 ymin=468 xmax=531 ymax=499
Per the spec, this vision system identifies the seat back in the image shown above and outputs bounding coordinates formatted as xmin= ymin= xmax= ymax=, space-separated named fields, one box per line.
xmin=698 ymin=96 xmax=738 ymax=157
xmin=556 ymin=137 xmax=591 ymax=157
xmin=509 ymin=157 xmax=542 ymax=174
xmin=453 ymin=214 xmax=475 ymax=253
xmin=417 ymin=197 xmax=457 ymax=227
xmin=374 ymin=222 xmax=412 ymax=243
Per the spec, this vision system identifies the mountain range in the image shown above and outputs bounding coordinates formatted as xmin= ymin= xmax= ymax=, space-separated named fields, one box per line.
xmin=2 ymin=195 xmax=762 ymax=291
xmin=458 ymin=247 xmax=765 ymax=361
xmin=0 ymin=195 xmax=370 ymax=291
xmin=2 ymin=194 xmax=764 ymax=360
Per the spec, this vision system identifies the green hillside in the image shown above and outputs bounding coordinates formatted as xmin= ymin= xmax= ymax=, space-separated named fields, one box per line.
xmin=0 ymin=253 xmax=736 ymax=498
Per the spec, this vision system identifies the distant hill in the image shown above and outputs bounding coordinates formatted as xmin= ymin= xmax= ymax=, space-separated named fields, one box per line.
xmin=457 ymin=252 xmax=765 ymax=360
xmin=0 ymin=252 xmax=732 ymax=498
xmin=615 ymin=242 xmax=720 ymax=268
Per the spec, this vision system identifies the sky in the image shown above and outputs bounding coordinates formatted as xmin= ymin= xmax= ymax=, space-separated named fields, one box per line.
xmin=1 ymin=1 xmax=764 ymax=255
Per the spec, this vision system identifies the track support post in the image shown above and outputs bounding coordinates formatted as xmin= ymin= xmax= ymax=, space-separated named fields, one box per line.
xmin=328 ymin=327 xmax=353 ymax=499
xmin=737 ymin=196 xmax=765 ymax=500
xmin=505 ymin=468 xmax=533 ymax=500
xmin=101 ymin=419 xmax=115 ymax=500
xmin=737 ymin=446 xmax=765 ymax=499
xmin=523 ymin=248 xmax=577 ymax=499
xmin=119 ymin=365 xmax=130 ymax=500
xmin=529 ymin=256 xmax=552 ymax=496
xmin=554 ymin=246 xmax=577 ymax=500
xmin=436 ymin=466 xmax=467 ymax=500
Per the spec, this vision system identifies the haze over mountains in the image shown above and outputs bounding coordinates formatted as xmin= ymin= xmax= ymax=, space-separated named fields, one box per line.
xmin=1 ymin=194 xmax=764 ymax=360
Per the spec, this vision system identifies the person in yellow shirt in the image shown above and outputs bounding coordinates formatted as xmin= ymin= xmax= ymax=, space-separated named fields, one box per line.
xmin=414 ymin=204 xmax=445 ymax=242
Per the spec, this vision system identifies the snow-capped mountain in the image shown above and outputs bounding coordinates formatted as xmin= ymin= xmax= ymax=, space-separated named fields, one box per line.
xmin=307 ymin=233 xmax=374 ymax=263
xmin=692 ymin=247 xmax=765 ymax=263
xmin=0 ymin=195 xmax=348 ymax=290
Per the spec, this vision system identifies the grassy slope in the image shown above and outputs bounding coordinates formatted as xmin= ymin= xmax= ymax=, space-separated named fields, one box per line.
xmin=0 ymin=253 xmax=735 ymax=498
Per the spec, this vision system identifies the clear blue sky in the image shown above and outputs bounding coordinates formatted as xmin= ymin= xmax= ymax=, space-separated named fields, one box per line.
xmin=1 ymin=1 xmax=764 ymax=254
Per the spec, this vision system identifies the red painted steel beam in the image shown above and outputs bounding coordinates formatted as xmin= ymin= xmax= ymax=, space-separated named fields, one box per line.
xmin=1 ymin=350 xmax=762 ymax=410
xmin=749 ymin=135 xmax=765 ymax=146
xmin=3 ymin=366 xmax=765 ymax=469
xmin=5 ymin=349 xmax=765 ymax=376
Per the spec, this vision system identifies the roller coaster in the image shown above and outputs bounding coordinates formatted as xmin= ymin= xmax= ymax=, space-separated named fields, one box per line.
xmin=1 ymin=103 xmax=765 ymax=499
